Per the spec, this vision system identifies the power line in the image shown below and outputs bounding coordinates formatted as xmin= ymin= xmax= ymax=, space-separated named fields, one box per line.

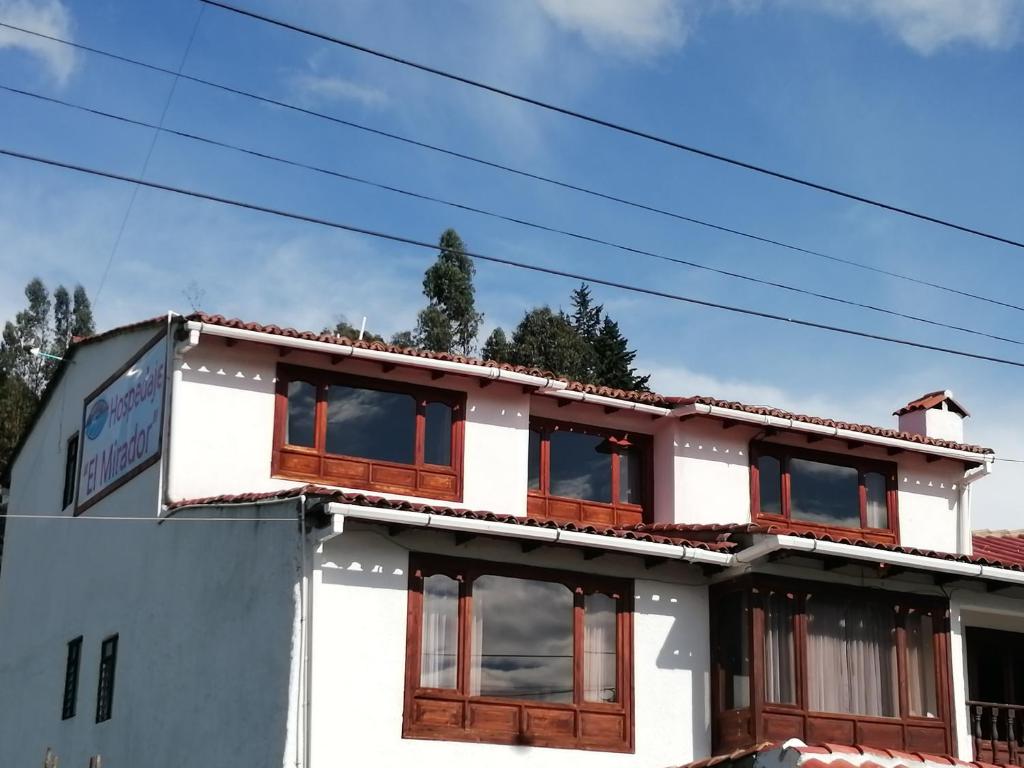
xmin=5 ymin=82 xmax=1023 ymax=349
xmin=1 ymin=21 xmax=1020 ymax=315
xmin=5 ymin=146 xmax=1024 ymax=372
xmin=93 ymin=4 xmax=205 ymax=308
xmin=203 ymin=0 xmax=1024 ymax=252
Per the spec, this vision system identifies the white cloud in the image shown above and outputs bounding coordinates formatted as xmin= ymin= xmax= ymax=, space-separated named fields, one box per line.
xmin=0 ymin=0 xmax=77 ymax=85
xmin=806 ymin=0 xmax=1024 ymax=54
xmin=534 ymin=0 xmax=690 ymax=56
xmin=289 ymin=72 xmax=390 ymax=108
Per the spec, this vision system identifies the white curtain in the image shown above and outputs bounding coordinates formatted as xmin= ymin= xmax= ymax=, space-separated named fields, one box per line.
xmin=907 ymin=613 xmax=938 ymax=717
xmin=420 ymin=574 xmax=458 ymax=689
xmin=584 ymin=593 xmax=617 ymax=703
xmin=764 ymin=593 xmax=796 ymax=704
xmin=865 ymin=471 xmax=888 ymax=529
xmin=807 ymin=598 xmax=897 ymax=716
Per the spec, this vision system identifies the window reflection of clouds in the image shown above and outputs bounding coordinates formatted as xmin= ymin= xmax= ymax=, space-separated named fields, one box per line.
xmin=424 ymin=402 xmax=453 ymax=466
xmin=286 ymin=381 xmax=316 ymax=447
xmin=325 ymin=385 xmax=416 ymax=464
xmin=789 ymin=457 xmax=860 ymax=527
xmin=472 ymin=575 xmax=574 ymax=703
xmin=421 ymin=575 xmax=459 ymax=689
xmin=549 ymin=431 xmax=611 ymax=503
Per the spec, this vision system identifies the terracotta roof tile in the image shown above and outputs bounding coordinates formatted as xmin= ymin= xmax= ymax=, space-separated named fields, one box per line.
xmin=894 ymin=390 xmax=969 ymax=418
xmin=165 ymin=485 xmax=736 ymax=553
xmin=972 ymin=530 xmax=1024 ymax=568
xmin=675 ymin=742 xmax=1019 ymax=768
xmin=668 ymin=395 xmax=991 ymax=455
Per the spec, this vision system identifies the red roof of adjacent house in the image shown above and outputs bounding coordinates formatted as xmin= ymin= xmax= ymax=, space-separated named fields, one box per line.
xmin=667 ymin=396 xmax=990 ymax=455
xmin=166 ymin=485 xmax=736 ymax=553
xmin=674 ymin=741 xmax=1014 ymax=768
xmin=623 ymin=522 xmax=1024 ymax=571
xmin=972 ymin=530 xmax=1024 ymax=568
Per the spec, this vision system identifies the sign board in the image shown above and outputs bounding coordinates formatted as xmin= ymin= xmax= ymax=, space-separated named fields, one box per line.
xmin=76 ymin=330 xmax=168 ymax=513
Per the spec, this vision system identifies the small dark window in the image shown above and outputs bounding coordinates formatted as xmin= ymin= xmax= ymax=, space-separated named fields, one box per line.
xmin=527 ymin=428 xmax=542 ymax=490
xmin=96 ymin=635 xmax=118 ymax=723
xmin=62 ymin=636 xmax=82 ymax=719
xmin=423 ymin=402 xmax=453 ymax=466
xmin=62 ymin=434 xmax=79 ymax=510
xmin=716 ymin=592 xmax=750 ymax=710
xmin=286 ymin=381 xmax=316 ymax=447
xmin=756 ymin=454 xmax=782 ymax=516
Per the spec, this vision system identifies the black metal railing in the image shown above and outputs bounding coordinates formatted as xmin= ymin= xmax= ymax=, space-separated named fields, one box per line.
xmin=970 ymin=700 xmax=1024 ymax=766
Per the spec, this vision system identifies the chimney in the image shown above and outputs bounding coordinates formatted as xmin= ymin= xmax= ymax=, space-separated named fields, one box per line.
xmin=895 ymin=390 xmax=969 ymax=443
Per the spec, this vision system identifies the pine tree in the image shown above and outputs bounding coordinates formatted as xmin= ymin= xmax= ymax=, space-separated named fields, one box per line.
xmin=591 ymin=316 xmax=650 ymax=391
xmin=508 ymin=307 xmax=588 ymax=380
xmin=569 ymin=283 xmax=603 ymax=381
xmin=481 ymin=327 xmax=512 ymax=362
xmin=415 ymin=229 xmax=483 ymax=355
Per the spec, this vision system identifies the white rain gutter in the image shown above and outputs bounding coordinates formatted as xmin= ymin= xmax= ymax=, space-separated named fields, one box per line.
xmin=672 ymin=402 xmax=992 ymax=464
xmin=733 ymin=534 xmax=1024 ymax=588
xmin=538 ymin=387 xmax=671 ymax=417
xmin=163 ymin=323 xmax=201 ymax=506
xmin=958 ymin=461 xmax=992 ymax=556
xmin=320 ymin=502 xmax=733 ymax=567
xmin=184 ymin=320 xmax=570 ymax=392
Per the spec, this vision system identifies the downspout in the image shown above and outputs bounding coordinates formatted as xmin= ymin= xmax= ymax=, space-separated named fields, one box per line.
xmin=958 ymin=460 xmax=992 ymax=556
xmin=163 ymin=323 xmax=200 ymax=507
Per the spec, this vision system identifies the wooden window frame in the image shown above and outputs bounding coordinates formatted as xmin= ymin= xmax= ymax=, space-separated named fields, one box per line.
xmin=62 ymin=433 xmax=79 ymax=511
xmin=710 ymin=576 xmax=953 ymax=755
xmin=750 ymin=441 xmax=900 ymax=544
xmin=527 ymin=417 xmax=652 ymax=528
xmin=62 ymin=635 xmax=82 ymax=720
xmin=404 ymin=553 xmax=634 ymax=752
xmin=95 ymin=634 xmax=118 ymax=724
xmin=273 ymin=365 xmax=466 ymax=502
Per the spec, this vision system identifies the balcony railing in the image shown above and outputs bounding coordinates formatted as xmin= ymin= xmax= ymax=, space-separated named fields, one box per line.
xmin=970 ymin=701 xmax=1024 ymax=766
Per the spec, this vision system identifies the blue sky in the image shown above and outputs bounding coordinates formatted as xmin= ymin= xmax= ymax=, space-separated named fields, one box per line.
xmin=1 ymin=0 xmax=1023 ymax=526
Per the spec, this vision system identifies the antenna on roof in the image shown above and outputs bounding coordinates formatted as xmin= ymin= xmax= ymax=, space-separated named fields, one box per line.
xmin=358 ymin=316 xmax=367 ymax=341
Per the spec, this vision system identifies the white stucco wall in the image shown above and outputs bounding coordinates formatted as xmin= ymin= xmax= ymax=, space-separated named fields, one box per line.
xmin=0 ymin=328 xmax=303 ymax=767
xmin=308 ymin=527 xmax=711 ymax=768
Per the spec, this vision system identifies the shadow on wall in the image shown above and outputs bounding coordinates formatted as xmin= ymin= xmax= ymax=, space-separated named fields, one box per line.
xmin=179 ymin=359 xmax=275 ymax=396
xmin=464 ymin=396 xmax=529 ymax=431
xmin=320 ymin=532 xmax=409 ymax=592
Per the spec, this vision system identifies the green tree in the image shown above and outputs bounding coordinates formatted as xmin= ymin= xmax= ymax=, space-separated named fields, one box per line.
xmin=52 ymin=284 xmax=95 ymax=359
xmin=390 ymin=330 xmax=415 ymax=348
xmin=591 ymin=316 xmax=650 ymax=391
xmin=508 ymin=307 xmax=588 ymax=380
xmin=481 ymin=327 xmax=512 ymax=362
xmin=326 ymin=316 xmax=384 ymax=344
xmin=415 ymin=229 xmax=483 ymax=355
xmin=569 ymin=283 xmax=603 ymax=381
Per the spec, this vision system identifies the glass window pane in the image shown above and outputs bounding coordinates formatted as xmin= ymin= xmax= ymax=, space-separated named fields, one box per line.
xmin=790 ymin=457 xmax=860 ymax=528
xmin=907 ymin=613 xmax=938 ymax=717
xmin=584 ymin=593 xmax=618 ymax=702
xmin=764 ymin=592 xmax=797 ymax=704
xmin=757 ymin=455 xmax=782 ymax=516
xmin=619 ymin=446 xmax=644 ymax=505
xmin=470 ymin=575 xmax=573 ymax=703
xmin=424 ymin=402 xmax=453 ymax=466
xmin=286 ymin=381 xmax=316 ymax=447
xmin=420 ymin=574 xmax=459 ymax=689
xmin=717 ymin=592 xmax=750 ymax=710
xmin=806 ymin=596 xmax=897 ymax=717
xmin=528 ymin=428 xmax=541 ymax=491
xmin=325 ymin=384 xmax=415 ymax=463
xmin=865 ymin=471 xmax=888 ymax=529
xmin=549 ymin=430 xmax=612 ymax=503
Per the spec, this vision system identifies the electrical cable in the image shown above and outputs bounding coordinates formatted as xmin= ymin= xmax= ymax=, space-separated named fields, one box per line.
xmin=204 ymin=0 xmax=1024 ymax=251
xmin=4 ymin=83 xmax=1021 ymax=348
xmin=4 ymin=145 xmax=1024 ymax=371
xmin=1 ymin=20 xmax=1020 ymax=313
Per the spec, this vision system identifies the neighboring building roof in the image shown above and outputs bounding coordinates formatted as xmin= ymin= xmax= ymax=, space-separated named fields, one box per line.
xmin=894 ymin=390 xmax=970 ymax=418
xmin=2 ymin=315 xmax=168 ymax=485
xmin=625 ymin=522 xmax=1024 ymax=572
xmin=972 ymin=530 xmax=1024 ymax=568
xmin=667 ymin=396 xmax=991 ymax=455
xmin=675 ymin=741 xmax=1014 ymax=768
xmin=166 ymin=485 xmax=737 ymax=553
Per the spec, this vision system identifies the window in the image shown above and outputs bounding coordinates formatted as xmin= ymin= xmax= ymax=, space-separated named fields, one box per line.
xmin=527 ymin=419 xmax=650 ymax=527
xmin=405 ymin=554 xmax=633 ymax=752
xmin=274 ymin=366 xmax=465 ymax=501
xmin=62 ymin=636 xmax=82 ymax=720
xmin=95 ymin=635 xmax=118 ymax=723
xmin=711 ymin=579 xmax=950 ymax=755
xmin=62 ymin=433 xmax=79 ymax=510
xmin=752 ymin=442 xmax=898 ymax=542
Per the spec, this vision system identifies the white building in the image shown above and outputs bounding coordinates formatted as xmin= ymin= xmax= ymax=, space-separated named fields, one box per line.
xmin=1 ymin=312 xmax=1023 ymax=768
